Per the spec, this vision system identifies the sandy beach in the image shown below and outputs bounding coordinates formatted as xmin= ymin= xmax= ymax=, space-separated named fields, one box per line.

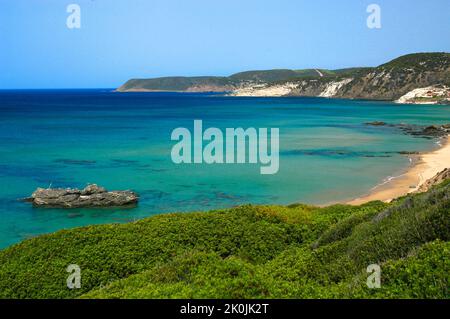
xmin=347 ymin=135 xmax=450 ymax=205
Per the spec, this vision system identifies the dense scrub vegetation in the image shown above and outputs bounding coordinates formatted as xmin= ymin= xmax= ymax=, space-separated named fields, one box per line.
xmin=379 ymin=52 xmax=450 ymax=71
xmin=0 ymin=180 xmax=448 ymax=299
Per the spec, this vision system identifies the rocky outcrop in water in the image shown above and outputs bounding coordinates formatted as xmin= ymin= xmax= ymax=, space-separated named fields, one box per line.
xmin=366 ymin=122 xmax=450 ymax=139
xmin=25 ymin=184 xmax=138 ymax=208
xmin=416 ymin=168 xmax=450 ymax=193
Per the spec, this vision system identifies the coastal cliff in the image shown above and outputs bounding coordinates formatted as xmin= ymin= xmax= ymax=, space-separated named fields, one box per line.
xmin=117 ymin=52 xmax=450 ymax=103
xmin=1 ymin=177 xmax=448 ymax=298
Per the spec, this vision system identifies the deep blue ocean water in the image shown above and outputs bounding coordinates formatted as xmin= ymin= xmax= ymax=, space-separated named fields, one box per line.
xmin=0 ymin=89 xmax=449 ymax=248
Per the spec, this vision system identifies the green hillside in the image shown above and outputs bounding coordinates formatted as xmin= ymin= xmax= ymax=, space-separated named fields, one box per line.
xmin=332 ymin=67 xmax=374 ymax=77
xmin=0 ymin=179 xmax=448 ymax=299
xmin=118 ymin=76 xmax=232 ymax=92
xmin=229 ymin=69 xmax=304 ymax=82
xmin=379 ymin=52 xmax=450 ymax=71
xmin=116 ymin=52 xmax=450 ymax=99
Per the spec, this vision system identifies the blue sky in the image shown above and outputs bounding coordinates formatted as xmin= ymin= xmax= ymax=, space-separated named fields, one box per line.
xmin=1 ymin=0 xmax=449 ymax=89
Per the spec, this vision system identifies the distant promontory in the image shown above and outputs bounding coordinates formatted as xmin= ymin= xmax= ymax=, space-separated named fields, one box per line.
xmin=117 ymin=52 xmax=450 ymax=103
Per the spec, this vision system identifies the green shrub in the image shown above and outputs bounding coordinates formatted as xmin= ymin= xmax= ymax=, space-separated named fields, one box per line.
xmin=0 ymin=181 xmax=448 ymax=299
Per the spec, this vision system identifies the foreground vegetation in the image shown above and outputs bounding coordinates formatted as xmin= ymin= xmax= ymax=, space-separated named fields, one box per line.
xmin=0 ymin=180 xmax=448 ymax=299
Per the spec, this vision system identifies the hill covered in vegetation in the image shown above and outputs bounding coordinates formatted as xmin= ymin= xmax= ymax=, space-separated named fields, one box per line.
xmin=0 ymin=179 xmax=448 ymax=299
xmin=116 ymin=53 xmax=450 ymax=101
xmin=334 ymin=53 xmax=450 ymax=100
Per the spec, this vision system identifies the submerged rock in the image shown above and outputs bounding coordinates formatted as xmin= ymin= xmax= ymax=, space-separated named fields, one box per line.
xmin=365 ymin=121 xmax=386 ymax=126
xmin=25 ymin=184 xmax=138 ymax=208
xmin=398 ymin=123 xmax=449 ymax=138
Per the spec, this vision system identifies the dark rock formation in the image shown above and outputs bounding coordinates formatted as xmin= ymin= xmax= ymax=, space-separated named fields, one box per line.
xmin=25 ymin=184 xmax=138 ymax=208
xmin=366 ymin=121 xmax=386 ymax=126
xmin=398 ymin=151 xmax=420 ymax=155
xmin=396 ymin=124 xmax=449 ymax=138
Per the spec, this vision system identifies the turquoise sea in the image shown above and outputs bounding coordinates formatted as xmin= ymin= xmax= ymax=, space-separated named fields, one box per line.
xmin=0 ymin=90 xmax=449 ymax=248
